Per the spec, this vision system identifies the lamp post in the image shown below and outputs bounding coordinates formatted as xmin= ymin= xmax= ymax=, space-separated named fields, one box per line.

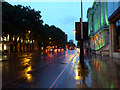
xmin=49 ymin=37 xmax=51 ymax=46
xmin=73 ymin=30 xmax=76 ymax=34
xmin=80 ymin=0 xmax=84 ymax=68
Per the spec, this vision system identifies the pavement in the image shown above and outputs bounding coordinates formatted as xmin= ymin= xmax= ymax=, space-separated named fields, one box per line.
xmin=82 ymin=53 xmax=120 ymax=88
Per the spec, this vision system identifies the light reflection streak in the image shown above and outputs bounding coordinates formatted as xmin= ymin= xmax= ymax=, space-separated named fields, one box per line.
xmin=74 ymin=65 xmax=83 ymax=80
xmin=25 ymin=66 xmax=32 ymax=81
xmin=21 ymin=58 xmax=31 ymax=65
xmin=94 ymin=58 xmax=106 ymax=72
xmin=21 ymin=55 xmax=32 ymax=82
xmin=65 ymin=51 xmax=68 ymax=59
xmin=61 ymin=51 xmax=64 ymax=56
xmin=48 ymin=52 xmax=53 ymax=58
xmin=73 ymin=55 xmax=90 ymax=88
xmin=92 ymin=57 xmax=115 ymax=88
xmin=54 ymin=52 xmax=57 ymax=59
xmin=51 ymin=53 xmax=54 ymax=60
xmin=71 ymin=53 xmax=79 ymax=70
xmin=71 ymin=56 xmax=77 ymax=70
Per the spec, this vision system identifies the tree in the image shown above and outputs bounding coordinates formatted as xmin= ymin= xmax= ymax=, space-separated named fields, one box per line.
xmin=2 ymin=2 xmax=67 ymax=49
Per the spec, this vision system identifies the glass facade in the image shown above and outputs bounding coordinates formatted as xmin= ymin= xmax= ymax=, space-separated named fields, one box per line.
xmin=116 ymin=19 xmax=120 ymax=52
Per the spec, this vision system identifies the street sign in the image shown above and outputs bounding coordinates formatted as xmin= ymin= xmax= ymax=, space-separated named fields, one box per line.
xmin=75 ymin=22 xmax=88 ymax=41
xmin=75 ymin=22 xmax=81 ymax=41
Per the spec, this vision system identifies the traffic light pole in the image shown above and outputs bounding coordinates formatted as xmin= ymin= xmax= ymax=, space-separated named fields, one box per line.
xmin=80 ymin=0 xmax=84 ymax=68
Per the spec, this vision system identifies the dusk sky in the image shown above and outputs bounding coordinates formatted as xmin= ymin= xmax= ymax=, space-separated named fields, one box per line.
xmin=6 ymin=1 xmax=93 ymax=45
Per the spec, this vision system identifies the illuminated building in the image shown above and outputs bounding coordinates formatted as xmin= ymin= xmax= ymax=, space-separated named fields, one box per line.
xmin=1 ymin=34 xmax=37 ymax=54
xmin=87 ymin=1 xmax=120 ymax=58
xmin=87 ymin=1 xmax=109 ymax=55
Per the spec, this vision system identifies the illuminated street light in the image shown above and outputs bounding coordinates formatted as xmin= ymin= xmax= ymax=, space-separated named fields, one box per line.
xmin=33 ymin=40 xmax=35 ymax=43
xmin=4 ymin=44 xmax=7 ymax=50
xmin=7 ymin=34 xmax=9 ymax=41
xmin=21 ymin=38 xmax=23 ymax=43
xmin=3 ymin=37 xmax=7 ymax=41
xmin=49 ymin=38 xmax=51 ymax=40
xmin=41 ymin=47 xmax=43 ymax=50
xmin=30 ymin=41 xmax=32 ymax=44
xmin=13 ymin=37 xmax=15 ymax=41
xmin=1 ymin=37 xmax=3 ymax=41
xmin=28 ymin=39 xmax=30 ymax=43
xmin=17 ymin=37 xmax=19 ymax=42
xmin=28 ymin=30 xmax=31 ymax=34
xmin=73 ymin=30 xmax=76 ymax=34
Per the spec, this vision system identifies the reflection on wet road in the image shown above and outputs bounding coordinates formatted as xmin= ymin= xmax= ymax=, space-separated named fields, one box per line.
xmin=2 ymin=50 xmax=76 ymax=88
xmin=1 ymin=50 xmax=120 ymax=88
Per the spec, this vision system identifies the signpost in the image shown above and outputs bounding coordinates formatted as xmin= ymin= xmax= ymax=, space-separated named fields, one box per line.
xmin=80 ymin=0 xmax=84 ymax=68
xmin=75 ymin=0 xmax=88 ymax=68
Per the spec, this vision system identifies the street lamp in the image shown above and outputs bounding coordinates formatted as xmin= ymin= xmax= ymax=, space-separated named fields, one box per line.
xmin=73 ymin=30 xmax=76 ymax=34
xmin=7 ymin=34 xmax=9 ymax=41
xmin=28 ymin=30 xmax=31 ymax=44
xmin=33 ymin=40 xmax=35 ymax=43
xmin=80 ymin=0 xmax=85 ymax=68
xmin=17 ymin=37 xmax=19 ymax=42
xmin=49 ymin=37 xmax=51 ymax=46
xmin=81 ymin=0 xmax=83 ymax=40
xmin=1 ymin=37 xmax=3 ymax=41
xmin=28 ymin=30 xmax=31 ymax=34
xmin=13 ymin=37 xmax=15 ymax=41
xmin=49 ymin=38 xmax=51 ymax=40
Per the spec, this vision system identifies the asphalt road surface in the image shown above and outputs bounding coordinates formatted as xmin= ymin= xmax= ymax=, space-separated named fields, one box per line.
xmin=2 ymin=50 xmax=78 ymax=88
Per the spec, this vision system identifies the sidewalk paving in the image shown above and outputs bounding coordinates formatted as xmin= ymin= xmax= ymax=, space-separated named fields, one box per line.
xmin=79 ymin=53 xmax=120 ymax=88
xmin=54 ymin=53 xmax=120 ymax=88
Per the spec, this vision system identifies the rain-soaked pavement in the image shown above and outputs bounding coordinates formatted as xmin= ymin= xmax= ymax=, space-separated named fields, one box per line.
xmin=1 ymin=50 xmax=120 ymax=89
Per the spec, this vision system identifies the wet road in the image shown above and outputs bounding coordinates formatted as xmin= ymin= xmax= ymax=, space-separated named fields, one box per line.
xmin=2 ymin=50 xmax=76 ymax=88
xmin=1 ymin=50 xmax=120 ymax=88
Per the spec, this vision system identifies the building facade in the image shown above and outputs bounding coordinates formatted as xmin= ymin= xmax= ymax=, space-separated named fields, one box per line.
xmin=87 ymin=0 xmax=120 ymax=58
xmin=87 ymin=1 xmax=110 ymax=55
xmin=108 ymin=1 xmax=120 ymax=58
xmin=0 ymin=33 xmax=37 ymax=54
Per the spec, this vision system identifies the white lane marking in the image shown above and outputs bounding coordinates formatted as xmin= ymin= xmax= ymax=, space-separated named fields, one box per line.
xmin=49 ymin=54 xmax=77 ymax=89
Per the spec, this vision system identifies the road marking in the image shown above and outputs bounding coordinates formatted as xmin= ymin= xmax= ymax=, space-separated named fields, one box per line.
xmin=58 ymin=55 xmax=65 ymax=59
xmin=49 ymin=54 xmax=76 ymax=89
